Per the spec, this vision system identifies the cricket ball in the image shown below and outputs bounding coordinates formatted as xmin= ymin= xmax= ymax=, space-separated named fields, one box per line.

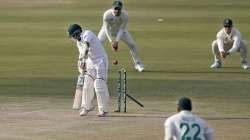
xmin=112 ymin=60 xmax=118 ymax=65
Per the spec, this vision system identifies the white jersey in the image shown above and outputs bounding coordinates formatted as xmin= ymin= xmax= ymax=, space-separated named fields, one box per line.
xmin=216 ymin=27 xmax=242 ymax=54
xmin=164 ymin=111 xmax=214 ymax=140
xmin=101 ymin=9 xmax=128 ymax=42
xmin=77 ymin=30 xmax=107 ymax=63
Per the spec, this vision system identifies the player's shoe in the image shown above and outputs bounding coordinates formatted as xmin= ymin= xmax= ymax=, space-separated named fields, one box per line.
xmin=79 ymin=106 xmax=94 ymax=116
xmin=135 ymin=63 xmax=144 ymax=72
xmin=241 ymin=63 xmax=250 ymax=70
xmin=97 ymin=111 xmax=108 ymax=117
xmin=210 ymin=61 xmax=222 ymax=69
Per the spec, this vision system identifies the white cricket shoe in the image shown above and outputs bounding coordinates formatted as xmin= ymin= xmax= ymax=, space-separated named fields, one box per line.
xmin=210 ymin=61 xmax=222 ymax=69
xmin=97 ymin=111 xmax=108 ymax=117
xmin=135 ymin=63 xmax=145 ymax=72
xmin=79 ymin=107 xmax=94 ymax=116
xmin=241 ymin=63 xmax=250 ymax=70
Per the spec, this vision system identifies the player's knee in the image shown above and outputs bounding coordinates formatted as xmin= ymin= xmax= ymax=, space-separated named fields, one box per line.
xmin=83 ymin=74 xmax=94 ymax=88
xmin=129 ymin=43 xmax=136 ymax=49
xmin=239 ymin=40 xmax=248 ymax=52
xmin=211 ymin=41 xmax=219 ymax=53
xmin=242 ymin=40 xmax=248 ymax=47
xmin=94 ymin=78 xmax=107 ymax=90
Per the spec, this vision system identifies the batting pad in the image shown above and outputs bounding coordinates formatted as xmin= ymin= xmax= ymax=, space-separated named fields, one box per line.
xmin=81 ymin=75 xmax=95 ymax=110
xmin=94 ymin=79 xmax=109 ymax=112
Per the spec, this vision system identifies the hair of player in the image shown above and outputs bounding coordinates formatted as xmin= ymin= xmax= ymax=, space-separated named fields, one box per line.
xmin=177 ymin=97 xmax=192 ymax=111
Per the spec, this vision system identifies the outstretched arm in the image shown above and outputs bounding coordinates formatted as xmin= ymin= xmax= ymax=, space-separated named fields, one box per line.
xmin=216 ymin=31 xmax=229 ymax=59
xmin=79 ymin=41 xmax=90 ymax=71
xmin=115 ymin=19 xmax=127 ymax=42
xmin=228 ymin=31 xmax=241 ymax=54
xmin=115 ymin=14 xmax=128 ymax=42
xmin=217 ymin=34 xmax=228 ymax=59
xmin=104 ymin=19 xmax=113 ymax=43
xmin=112 ymin=13 xmax=128 ymax=52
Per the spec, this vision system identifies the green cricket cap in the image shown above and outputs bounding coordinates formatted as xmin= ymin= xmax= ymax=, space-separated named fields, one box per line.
xmin=112 ymin=1 xmax=123 ymax=9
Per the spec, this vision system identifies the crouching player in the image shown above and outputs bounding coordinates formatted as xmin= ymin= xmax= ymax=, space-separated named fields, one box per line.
xmin=68 ymin=24 xmax=109 ymax=117
xmin=211 ymin=18 xmax=249 ymax=69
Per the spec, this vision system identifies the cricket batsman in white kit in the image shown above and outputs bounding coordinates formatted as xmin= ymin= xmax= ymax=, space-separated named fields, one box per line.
xmin=164 ymin=97 xmax=214 ymax=140
xmin=210 ymin=18 xmax=249 ymax=69
xmin=98 ymin=1 xmax=144 ymax=72
xmin=68 ymin=24 xmax=109 ymax=117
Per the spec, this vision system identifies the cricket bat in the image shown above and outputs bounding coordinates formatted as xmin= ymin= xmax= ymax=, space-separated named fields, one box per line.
xmin=72 ymin=88 xmax=82 ymax=110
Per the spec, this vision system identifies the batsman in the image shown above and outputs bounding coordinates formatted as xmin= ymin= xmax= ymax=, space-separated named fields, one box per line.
xmin=68 ymin=24 xmax=109 ymax=117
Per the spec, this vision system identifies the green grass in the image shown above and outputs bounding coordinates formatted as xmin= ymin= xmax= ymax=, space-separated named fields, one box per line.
xmin=0 ymin=0 xmax=250 ymax=140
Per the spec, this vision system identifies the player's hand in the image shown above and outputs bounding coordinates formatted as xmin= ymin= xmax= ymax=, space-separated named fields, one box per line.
xmin=220 ymin=51 xmax=228 ymax=59
xmin=111 ymin=41 xmax=119 ymax=52
xmin=79 ymin=61 xmax=86 ymax=71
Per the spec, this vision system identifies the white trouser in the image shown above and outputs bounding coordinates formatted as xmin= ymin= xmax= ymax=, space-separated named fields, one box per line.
xmin=81 ymin=57 xmax=109 ymax=113
xmin=98 ymin=29 xmax=142 ymax=65
xmin=212 ymin=40 xmax=248 ymax=63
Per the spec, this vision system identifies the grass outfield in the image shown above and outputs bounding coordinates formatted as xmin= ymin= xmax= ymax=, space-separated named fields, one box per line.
xmin=0 ymin=0 xmax=250 ymax=140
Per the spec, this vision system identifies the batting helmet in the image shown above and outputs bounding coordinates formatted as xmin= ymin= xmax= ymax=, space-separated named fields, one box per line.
xmin=223 ymin=18 xmax=233 ymax=27
xmin=177 ymin=97 xmax=192 ymax=111
xmin=68 ymin=24 xmax=82 ymax=38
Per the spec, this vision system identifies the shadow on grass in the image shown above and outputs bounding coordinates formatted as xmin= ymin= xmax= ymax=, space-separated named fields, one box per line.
xmin=144 ymin=69 xmax=250 ymax=74
xmin=82 ymin=114 xmax=250 ymax=120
